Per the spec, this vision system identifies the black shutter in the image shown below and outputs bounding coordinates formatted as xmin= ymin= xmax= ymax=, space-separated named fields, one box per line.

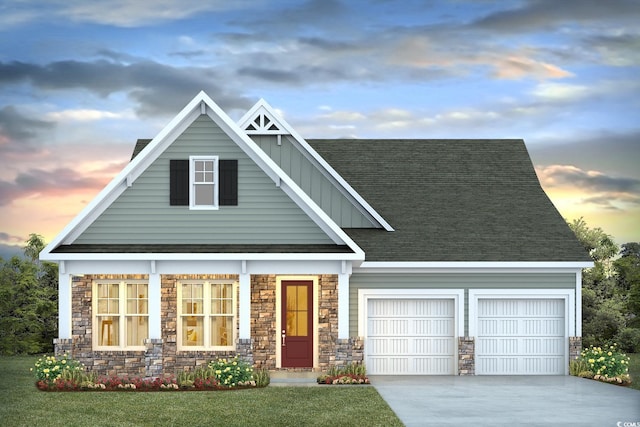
xmin=170 ymin=159 xmax=189 ymax=206
xmin=219 ymin=160 xmax=238 ymax=206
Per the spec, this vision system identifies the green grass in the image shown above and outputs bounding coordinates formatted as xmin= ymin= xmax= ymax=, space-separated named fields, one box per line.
xmin=628 ymin=353 xmax=640 ymax=391
xmin=0 ymin=356 xmax=402 ymax=427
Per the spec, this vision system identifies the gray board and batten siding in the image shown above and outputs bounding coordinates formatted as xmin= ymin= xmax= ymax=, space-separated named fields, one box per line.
xmin=250 ymin=135 xmax=378 ymax=229
xmin=74 ymin=116 xmax=334 ymax=245
xmin=348 ymin=272 xmax=577 ymax=337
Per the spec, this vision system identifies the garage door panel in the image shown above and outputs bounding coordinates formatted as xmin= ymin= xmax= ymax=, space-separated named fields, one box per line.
xmin=476 ymin=298 xmax=566 ymax=375
xmin=414 ymin=337 xmax=454 ymax=354
xmin=366 ymin=298 xmax=456 ymax=375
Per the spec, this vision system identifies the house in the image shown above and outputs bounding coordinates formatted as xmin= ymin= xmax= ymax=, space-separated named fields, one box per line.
xmin=40 ymin=91 xmax=592 ymax=377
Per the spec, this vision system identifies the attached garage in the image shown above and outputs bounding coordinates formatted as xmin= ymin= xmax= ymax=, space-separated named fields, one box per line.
xmin=470 ymin=290 xmax=574 ymax=375
xmin=359 ymin=290 xmax=464 ymax=375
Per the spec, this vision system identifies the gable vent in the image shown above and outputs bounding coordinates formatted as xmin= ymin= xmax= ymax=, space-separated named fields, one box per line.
xmin=244 ymin=112 xmax=287 ymax=135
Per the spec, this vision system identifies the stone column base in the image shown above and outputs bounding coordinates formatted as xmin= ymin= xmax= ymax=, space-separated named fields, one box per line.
xmin=236 ymin=338 xmax=254 ymax=365
xmin=569 ymin=336 xmax=582 ymax=360
xmin=335 ymin=337 xmax=364 ymax=366
xmin=54 ymin=338 xmax=73 ymax=357
xmin=144 ymin=338 xmax=163 ymax=377
xmin=458 ymin=337 xmax=475 ymax=375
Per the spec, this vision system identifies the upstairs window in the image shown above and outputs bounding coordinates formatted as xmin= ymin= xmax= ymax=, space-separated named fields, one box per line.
xmin=190 ymin=156 xmax=218 ymax=209
xmin=170 ymin=158 xmax=237 ymax=208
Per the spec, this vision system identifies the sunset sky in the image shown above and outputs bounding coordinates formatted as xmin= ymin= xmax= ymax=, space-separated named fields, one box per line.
xmin=1 ymin=0 xmax=638 ymax=258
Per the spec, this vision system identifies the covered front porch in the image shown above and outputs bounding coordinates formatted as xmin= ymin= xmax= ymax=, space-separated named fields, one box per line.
xmin=54 ymin=256 xmax=360 ymax=376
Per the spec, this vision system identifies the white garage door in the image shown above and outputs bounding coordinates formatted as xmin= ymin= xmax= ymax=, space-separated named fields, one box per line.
xmin=366 ymin=299 xmax=455 ymax=375
xmin=476 ymin=299 xmax=566 ymax=375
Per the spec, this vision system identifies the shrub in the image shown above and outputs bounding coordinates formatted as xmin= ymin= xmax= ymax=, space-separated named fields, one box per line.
xmin=616 ymin=327 xmax=640 ymax=353
xmin=569 ymin=359 xmax=591 ymax=376
xmin=208 ymin=356 xmax=255 ymax=388
xmin=317 ymin=363 xmax=369 ymax=385
xmin=253 ymin=368 xmax=270 ymax=387
xmin=580 ymin=344 xmax=630 ymax=378
xmin=32 ymin=354 xmax=84 ymax=388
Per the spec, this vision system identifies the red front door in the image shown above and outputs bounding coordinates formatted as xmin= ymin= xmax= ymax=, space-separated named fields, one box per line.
xmin=281 ymin=280 xmax=313 ymax=368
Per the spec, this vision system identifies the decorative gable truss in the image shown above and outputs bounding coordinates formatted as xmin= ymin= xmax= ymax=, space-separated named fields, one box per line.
xmin=238 ymin=99 xmax=394 ymax=231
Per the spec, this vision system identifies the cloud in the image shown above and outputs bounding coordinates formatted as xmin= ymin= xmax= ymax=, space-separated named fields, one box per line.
xmin=0 ymin=60 xmax=253 ymax=116
xmin=0 ymin=0 xmax=260 ymax=28
xmin=472 ymin=0 xmax=640 ymax=33
xmin=0 ymin=168 xmax=109 ymax=206
xmin=536 ymin=164 xmax=640 ymax=210
xmin=45 ymin=109 xmax=130 ymax=122
xmin=0 ymin=106 xmax=55 ymax=153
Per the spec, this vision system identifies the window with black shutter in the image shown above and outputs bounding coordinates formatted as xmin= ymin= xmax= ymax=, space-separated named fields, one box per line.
xmin=219 ymin=160 xmax=238 ymax=206
xmin=169 ymin=158 xmax=237 ymax=207
xmin=170 ymin=159 xmax=189 ymax=206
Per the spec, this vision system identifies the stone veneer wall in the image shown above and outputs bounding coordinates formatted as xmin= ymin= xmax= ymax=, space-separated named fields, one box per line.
xmin=55 ymin=273 xmax=350 ymax=376
xmin=569 ymin=336 xmax=582 ymax=360
xmin=458 ymin=337 xmax=475 ymax=375
xmin=251 ymin=274 xmax=339 ymax=370
xmin=69 ymin=274 xmax=149 ymax=377
xmin=161 ymin=274 xmax=240 ymax=373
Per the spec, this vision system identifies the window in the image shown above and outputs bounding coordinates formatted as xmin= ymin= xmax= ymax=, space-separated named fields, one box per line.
xmin=190 ymin=156 xmax=218 ymax=209
xmin=94 ymin=281 xmax=148 ymax=349
xmin=170 ymin=158 xmax=237 ymax=207
xmin=178 ymin=280 xmax=237 ymax=350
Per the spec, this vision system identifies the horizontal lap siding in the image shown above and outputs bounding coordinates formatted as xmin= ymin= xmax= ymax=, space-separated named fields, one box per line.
xmin=252 ymin=135 xmax=375 ymax=228
xmin=348 ymin=272 xmax=575 ymax=337
xmin=75 ymin=117 xmax=333 ymax=244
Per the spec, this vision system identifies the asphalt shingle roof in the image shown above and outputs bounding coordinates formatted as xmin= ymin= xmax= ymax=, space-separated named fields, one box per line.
xmin=308 ymin=139 xmax=591 ymax=262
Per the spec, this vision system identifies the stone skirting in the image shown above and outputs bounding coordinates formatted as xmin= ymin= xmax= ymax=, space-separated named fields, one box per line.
xmin=458 ymin=337 xmax=475 ymax=375
xmin=335 ymin=337 xmax=364 ymax=366
xmin=57 ymin=273 xmax=341 ymax=376
xmin=569 ymin=336 xmax=582 ymax=360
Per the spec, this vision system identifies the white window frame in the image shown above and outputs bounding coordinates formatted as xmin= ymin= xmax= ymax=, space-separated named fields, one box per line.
xmin=177 ymin=280 xmax=238 ymax=351
xmin=189 ymin=155 xmax=219 ymax=210
xmin=93 ymin=280 xmax=149 ymax=351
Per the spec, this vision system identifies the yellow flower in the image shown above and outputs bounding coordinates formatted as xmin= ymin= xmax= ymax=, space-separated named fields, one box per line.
xmin=61 ymin=360 xmax=66 ymax=364
xmin=607 ymin=352 xmax=612 ymax=356
xmin=43 ymin=368 xmax=50 ymax=373
xmin=588 ymin=359 xmax=595 ymax=364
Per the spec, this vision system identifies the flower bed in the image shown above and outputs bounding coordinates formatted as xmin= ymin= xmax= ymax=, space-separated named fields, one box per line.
xmin=33 ymin=355 xmax=268 ymax=391
xmin=570 ymin=344 xmax=632 ymax=386
xmin=317 ymin=363 xmax=370 ymax=385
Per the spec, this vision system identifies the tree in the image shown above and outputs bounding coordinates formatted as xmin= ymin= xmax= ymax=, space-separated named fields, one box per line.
xmin=0 ymin=234 xmax=58 ymax=355
xmin=615 ymin=242 xmax=640 ymax=327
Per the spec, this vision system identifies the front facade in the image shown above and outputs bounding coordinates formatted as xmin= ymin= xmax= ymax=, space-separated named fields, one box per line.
xmin=41 ymin=92 xmax=592 ymax=377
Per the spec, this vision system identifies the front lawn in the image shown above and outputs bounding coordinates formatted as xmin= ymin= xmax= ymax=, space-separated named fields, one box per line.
xmin=0 ymin=356 xmax=402 ymax=427
xmin=628 ymin=353 xmax=640 ymax=391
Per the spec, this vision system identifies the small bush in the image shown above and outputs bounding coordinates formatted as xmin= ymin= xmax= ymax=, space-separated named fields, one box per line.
xmin=616 ymin=328 xmax=640 ymax=353
xmin=208 ymin=356 xmax=255 ymax=388
xmin=32 ymin=354 xmax=84 ymax=388
xmin=580 ymin=344 xmax=630 ymax=378
xmin=569 ymin=359 xmax=590 ymax=376
xmin=253 ymin=368 xmax=270 ymax=387
xmin=317 ymin=363 xmax=369 ymax=385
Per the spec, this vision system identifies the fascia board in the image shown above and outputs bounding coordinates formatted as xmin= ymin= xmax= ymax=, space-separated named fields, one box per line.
xmin=240 ymin=99 xmax=393 ymax=231
xmin=199 ymin=93 xmax=365 ymax=257
xmin=355 ymin=261 xmax=594 ymax=274
xmin=40 ymin=252 xmax=364 ymax=262
xmin=41 ymin=91 xmax=364 ymax=260
xmin=40 ymin=93 xmax=208 ymax=258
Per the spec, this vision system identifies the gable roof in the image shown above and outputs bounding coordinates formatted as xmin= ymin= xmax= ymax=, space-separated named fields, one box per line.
xmin=40 ymin=92 xmax=364 ymax=261
xmin=308 ymin=139 xmax=592 ymax=263
xmin=238 ymin=99 xmax=394 ymax=231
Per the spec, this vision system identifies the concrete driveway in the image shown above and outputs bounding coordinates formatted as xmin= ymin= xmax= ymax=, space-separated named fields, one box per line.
xmin=371 ymin=375 xmax=640 ymax=427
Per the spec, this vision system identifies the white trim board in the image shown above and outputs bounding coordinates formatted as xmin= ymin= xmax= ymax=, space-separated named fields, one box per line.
xmin=357 ymin=288 xmax=465 ymax=340
xmin=238 ymin=99 xmax=393 ymax=232
xmin=40 ymin=91 xmax=364 ymax=261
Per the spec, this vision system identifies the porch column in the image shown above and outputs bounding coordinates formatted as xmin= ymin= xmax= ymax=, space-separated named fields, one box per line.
xmin=239 ymin=272 xmax=250 ymax=339
xmin=148 ymin=272 xmax=161 ymax=339
xmin=338 ymin=271 xmax=350 ymax=339
xmin=58 ymin=271 xmax=72 ymax=339
xmin=575 ymin=270 xmax=582 ymax=337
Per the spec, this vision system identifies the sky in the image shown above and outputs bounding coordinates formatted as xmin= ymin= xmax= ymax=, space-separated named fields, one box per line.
xmin=0 ymin=0 xmax=639 ymax=258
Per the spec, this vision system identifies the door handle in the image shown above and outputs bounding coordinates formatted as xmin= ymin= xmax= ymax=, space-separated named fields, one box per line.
xmin=281 ymin=329 xmax=286 ymax=347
